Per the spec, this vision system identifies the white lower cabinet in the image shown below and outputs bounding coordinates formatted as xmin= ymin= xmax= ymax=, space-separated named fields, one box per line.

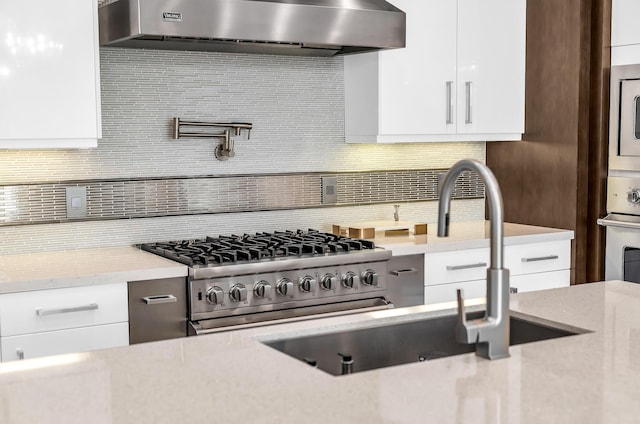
xmin=1 ymin=322 xmax=128 ymax=362
xmin=423 ymin=240 xmax=571 ymax=305
xmin=0 ymin=283 xmax=129 ymax=362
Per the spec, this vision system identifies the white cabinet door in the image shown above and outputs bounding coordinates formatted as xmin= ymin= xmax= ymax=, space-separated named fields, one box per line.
xmin=456 ymin=0 xmax=526 ymax=137
xmin=0 ymin=0 xmax=101 ymax=148
xmin=424 ymin=279 xmax=486 ymax=305
xmin=378 ymin=0 xmax=457 ymax=137
xmin=611 ymin=0 xmax=640 ymax=47
xmin=611 ymin=0 xmax=640 ymax=66
xmin=1 ymin=322 xmax=129 ymax=362
xmin=510 ymin=270 xmax=570 ymax=293
xmin=344 ymin=0 xmax=526 ymax=144
xmin=0 ymin=283 xmax=128 ymax=336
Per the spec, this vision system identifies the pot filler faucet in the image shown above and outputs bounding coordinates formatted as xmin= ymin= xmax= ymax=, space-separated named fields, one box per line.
xmin=437 ymin=159 xmax=510 ymax=360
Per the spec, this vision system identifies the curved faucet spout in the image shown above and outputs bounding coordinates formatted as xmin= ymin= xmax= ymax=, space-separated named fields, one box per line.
xmin=438 ymin=159 xmax=504 ymax=270
xmin=437 ymin=159 xmax=510 ymax=360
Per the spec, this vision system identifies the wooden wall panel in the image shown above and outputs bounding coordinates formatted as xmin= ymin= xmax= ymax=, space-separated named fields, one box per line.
xmin=486 ymin=0 xmax=610 ymax=284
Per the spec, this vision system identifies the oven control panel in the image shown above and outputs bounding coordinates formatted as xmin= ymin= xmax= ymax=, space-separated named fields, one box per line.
xmin=607 ymin=176 xmax=640 ymax=214
xmin=189 ymin=261 xmax=389 ymax=320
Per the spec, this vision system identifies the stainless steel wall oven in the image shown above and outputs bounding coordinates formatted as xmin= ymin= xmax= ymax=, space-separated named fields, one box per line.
xmin=599 ymin=64 xmax=640 ymax=283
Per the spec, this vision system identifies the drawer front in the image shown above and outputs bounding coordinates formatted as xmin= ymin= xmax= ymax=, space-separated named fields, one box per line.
xmin=505 ymin=240 xmax=571 ymax=276
xmin=1 ymin=322 xmax=129 ymax=362
xmin=510 ymin=270 xmax=570 ymax=293
xmin=424 ymin=279 xmax=486 ymax=305
xmin=0 ymin=283 xmax=128 ymax=336
xmin=387 ymin=254 xmax=425 ymax=308
xmin=128 ymin=278 xmax=187 ymax=344
xmin=424 ymin=248 xmax=490 ymax=286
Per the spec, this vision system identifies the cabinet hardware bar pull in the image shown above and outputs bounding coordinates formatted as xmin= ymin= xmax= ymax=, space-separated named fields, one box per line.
xmin=521 ymin=255 xmax=559 ymax=263
xmin=143 ymin=295 xmax=177 ymax=305
xmin=465 ymin=81 xmax=473 ymax=124
xmin=390 ymin=268 xmax=418 ymax=276
xmin=446 ymin=81 xmax=453 ymax=124
xmin=36 ymin=303 xmax=99 ymax=316
xmin=446 ymin=262 xmax=487 ymax=271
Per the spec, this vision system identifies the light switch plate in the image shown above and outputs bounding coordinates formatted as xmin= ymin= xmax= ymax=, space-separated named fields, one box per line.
xmin=321 ymin=176 xmax=338 ymax=204
xmin=66 ymin=186 xmax=87 ymax=219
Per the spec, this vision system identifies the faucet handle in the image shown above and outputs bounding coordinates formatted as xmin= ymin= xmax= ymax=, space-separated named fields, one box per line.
xmin=456 ymin=289 xmax=467 ymax=326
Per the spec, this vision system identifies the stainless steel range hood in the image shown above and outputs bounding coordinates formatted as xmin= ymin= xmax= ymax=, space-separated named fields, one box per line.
xmin=98 ymin=0 xmax=406 ymax=57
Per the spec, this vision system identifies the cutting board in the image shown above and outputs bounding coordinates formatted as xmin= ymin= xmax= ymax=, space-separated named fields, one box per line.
xmin=332 ymin=220 xmax=428 ymax=239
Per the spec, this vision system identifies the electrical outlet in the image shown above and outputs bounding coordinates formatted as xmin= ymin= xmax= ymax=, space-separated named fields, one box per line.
xmin=321 ymin=176 xmax=338 ymax=204
xmin=66 ymin=186 xmax=87 ymax=219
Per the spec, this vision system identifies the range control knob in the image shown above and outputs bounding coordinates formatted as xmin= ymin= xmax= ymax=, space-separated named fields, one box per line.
xmin=629 ymin=189 xmax=640 ymax=204
xmin=276 ymin=278 xmax=294 ymax=296
xmin=299 ymin=275 xmax=317 ymax=293
xmin=320 ymin=273 xmax=337 ymax=290
xmin=361 ymin=269 xmax=379 ymax=286
xmin=229 ymin=284 xmax=247 ymax=302
xmin=254 ymin=281 xmax=272 ymax=298
xmin=341 ymin=271 xmax=359 ymax=289
xmin=206 ymin=286 xmax=224 ymax=305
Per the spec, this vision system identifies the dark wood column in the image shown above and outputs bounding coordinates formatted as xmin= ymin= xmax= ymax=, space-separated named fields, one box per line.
xmin=486 ymin=0 xmax=611 ymax=284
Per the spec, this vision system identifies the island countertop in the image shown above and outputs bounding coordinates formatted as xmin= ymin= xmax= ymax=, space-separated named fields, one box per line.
xmin=0 ymin=280 xmax=637 ymax=423
xmin=374 ymin=220 xmax=574 ymax=256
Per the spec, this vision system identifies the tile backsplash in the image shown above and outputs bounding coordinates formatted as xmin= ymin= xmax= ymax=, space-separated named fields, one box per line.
xmin=0 ymin=47 xmax=485 ymax=254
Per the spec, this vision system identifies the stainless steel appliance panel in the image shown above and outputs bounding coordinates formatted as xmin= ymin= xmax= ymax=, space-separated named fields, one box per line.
xmin=619 ymin=79 xmax=640 ymax=156
xmin=606 ymin=176 xmax=640 ymax=214
xmin=386 ymin=254 xmax=425 ymax=308
xmin=608 ymin=65 xmax=640 ymax=171
xmin=128 ymin=277 xmax=187 ymax=344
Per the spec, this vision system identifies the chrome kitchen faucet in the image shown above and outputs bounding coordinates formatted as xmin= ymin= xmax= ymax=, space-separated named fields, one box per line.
xmin=437 ymin=159 xmax=510 ymax=360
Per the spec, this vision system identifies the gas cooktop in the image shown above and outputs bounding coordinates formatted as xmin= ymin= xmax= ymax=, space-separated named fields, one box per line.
xmin=138 ymin=229 xmax=381 ymax=269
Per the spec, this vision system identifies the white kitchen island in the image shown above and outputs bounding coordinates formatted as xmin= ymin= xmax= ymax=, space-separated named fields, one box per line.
xmin=0 ymin=280 xmax=637 ymax=423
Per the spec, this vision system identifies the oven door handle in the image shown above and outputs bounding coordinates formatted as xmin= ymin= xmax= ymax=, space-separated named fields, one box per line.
xmin=189 ymin=298 xmax=393 ymax=335
xmin=597 ymin=214 xmax=640 ymax=230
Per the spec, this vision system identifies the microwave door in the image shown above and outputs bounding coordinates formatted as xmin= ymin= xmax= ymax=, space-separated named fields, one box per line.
xmin=620 ymin=79 xmax=640 ymax=157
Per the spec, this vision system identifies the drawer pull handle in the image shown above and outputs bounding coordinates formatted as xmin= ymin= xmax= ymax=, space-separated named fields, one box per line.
xmin=143 ymin=295 xmax=177 ymax=305
xmin=36 ymin=303 xmax=99 ymax=316
xmin=390 ymin=268 xmax=418 ymax=276
xmin=446 ymin=262 xmax=487 ymax=271
xmin=521 ymin=255 xmax=559 ymax=263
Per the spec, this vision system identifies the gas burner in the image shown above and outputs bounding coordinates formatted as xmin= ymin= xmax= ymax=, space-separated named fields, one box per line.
xmin=139 ymin=229 xmax=377 ymax=267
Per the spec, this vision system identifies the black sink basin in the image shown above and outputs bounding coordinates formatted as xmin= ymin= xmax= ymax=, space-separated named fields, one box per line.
xmin=263 ymin=311 xmax=583 ymax=376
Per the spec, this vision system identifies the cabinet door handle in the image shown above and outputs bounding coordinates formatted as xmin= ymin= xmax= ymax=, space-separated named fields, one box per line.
xmin=446 ymin=81 xmax=453 ymax=124
xmin=465 ymin=81 xmax=473 ymax=124
xmin=521 ymin=255 xmax=559 ymax=263
xmin=446 ymin=262 xmax=487 ymax=271
xmin=390 ymin=268 xmax=418 ymax=276
xmin=142 ymin=294 xmax=177 ymax=305
xmin=36 ymin=303 xmax=99 ymax=316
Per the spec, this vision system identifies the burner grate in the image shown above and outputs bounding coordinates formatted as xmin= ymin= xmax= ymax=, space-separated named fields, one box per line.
xmin=139 ymin=229 xmax=377 ymax=267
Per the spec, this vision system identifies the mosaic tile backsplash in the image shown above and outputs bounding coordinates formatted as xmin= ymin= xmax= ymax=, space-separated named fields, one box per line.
xmin=0 ymin=36 xmax=486 ymax=254
xmin=0 ymin=170 xmax=483 ymax=226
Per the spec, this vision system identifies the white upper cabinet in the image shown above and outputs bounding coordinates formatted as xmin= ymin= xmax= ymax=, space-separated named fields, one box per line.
xmin=0 ymin=0 xmax=102 ymax=149
xmin=611 ymin=0 xmax=640 ymax=66
xmin=344 ymin=0 xmax=526 ymax=143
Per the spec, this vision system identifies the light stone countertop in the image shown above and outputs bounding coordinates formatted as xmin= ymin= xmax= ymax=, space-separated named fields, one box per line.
xmin=0 ymin=280 xmax=638 ymax=423
xmin=0 ymin=246 xmax=188 ymax=293
xmin=374 ymin=221 xmax=574 ymax=256
xmin=0 ymin=222 xmax=571 ymax=294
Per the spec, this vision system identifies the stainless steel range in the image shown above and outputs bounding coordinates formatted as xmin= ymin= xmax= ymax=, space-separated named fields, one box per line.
xmin=136 ymin=230 xmax=392 ymax=336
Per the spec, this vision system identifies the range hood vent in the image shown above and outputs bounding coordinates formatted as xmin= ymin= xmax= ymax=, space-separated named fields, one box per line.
xmin=98 ymin=0 xmax=406 ymax=57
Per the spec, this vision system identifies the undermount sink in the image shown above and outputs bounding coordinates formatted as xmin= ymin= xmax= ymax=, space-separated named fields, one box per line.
xmin=263 ymin=311 xmax=585 ymax=376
